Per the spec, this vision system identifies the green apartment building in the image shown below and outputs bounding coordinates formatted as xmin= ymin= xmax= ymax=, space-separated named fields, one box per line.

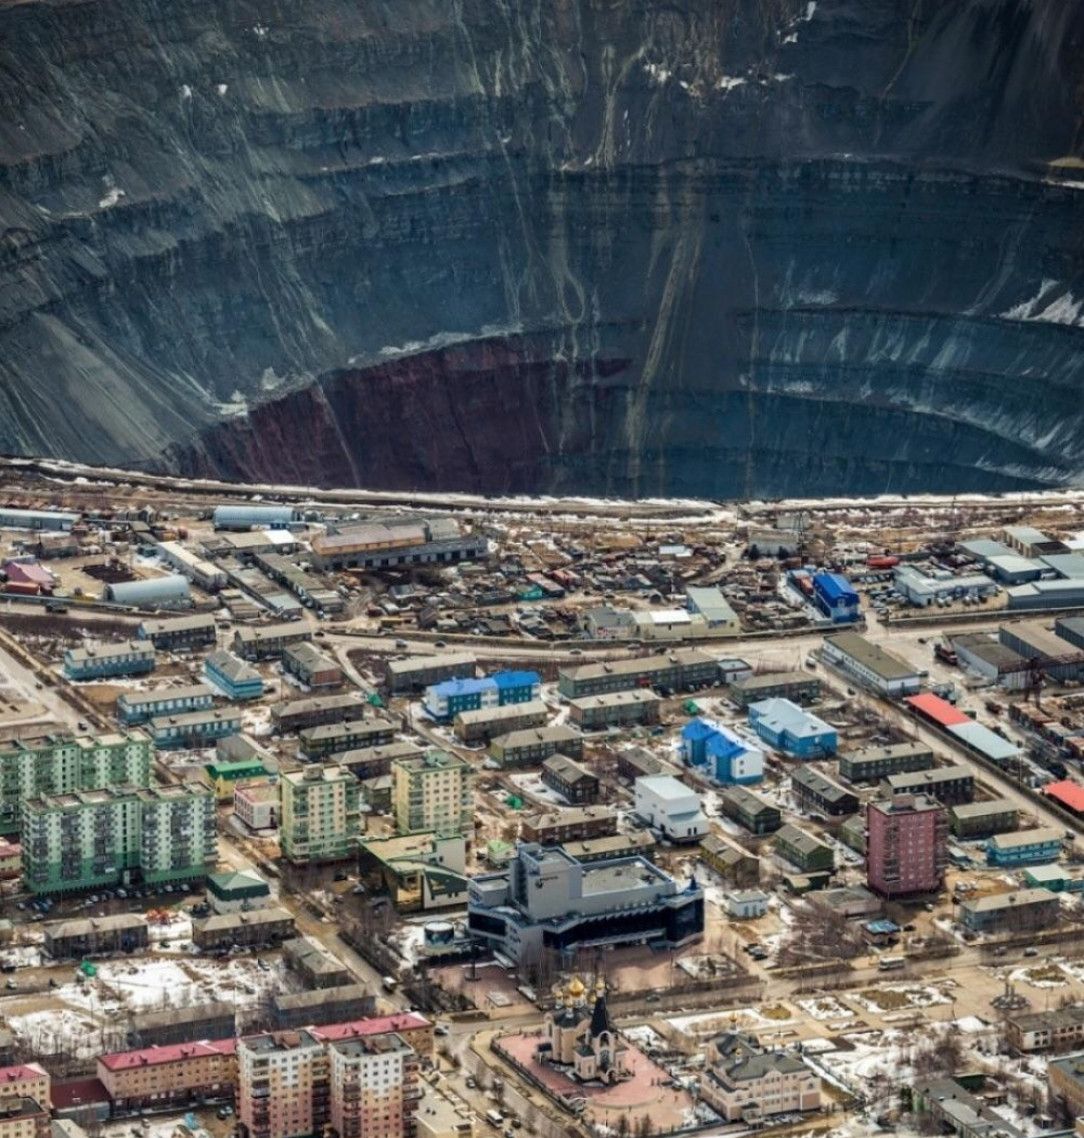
xmin=0 ymin=732 xmax=153 ymax=836
xmin=23 ymin=782 xmax=216 ymax=894
xmin=280 ymin=766 xmax=360 ymax=864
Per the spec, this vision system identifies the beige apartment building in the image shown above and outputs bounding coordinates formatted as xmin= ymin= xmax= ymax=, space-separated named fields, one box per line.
xmin=392 ymin=752 xmax=472 ymax=836
xmin=0 ymin=1097 xmax=48 ymax=1138
xmin=280 ymin=766 xmax=361 ymax=864
xmin=328 ymin=1033 xmax=418 ymax=1138
xmin=97 ymin=1040 xmax=237 ymax=1112
xmin=0 ymin=1068 xmax=48 ymax=1113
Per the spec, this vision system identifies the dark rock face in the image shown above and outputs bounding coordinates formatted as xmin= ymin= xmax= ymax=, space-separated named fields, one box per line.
xmin=3 ymin=0 xmax=1084 ymax=496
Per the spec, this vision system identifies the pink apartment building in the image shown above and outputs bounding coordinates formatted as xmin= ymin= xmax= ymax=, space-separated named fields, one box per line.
xmin=866 ymin=793 xmax=948 ymax=898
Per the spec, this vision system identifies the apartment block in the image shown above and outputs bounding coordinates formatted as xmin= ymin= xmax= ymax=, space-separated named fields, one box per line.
xmin=558 ymin=650 xmax=720 ymax=699
xmin=488 ymin=726 xmax=584 ymax=768
xmin=191 ymin=907 xmax=295 ymax=951
xmin=137 ymin=614 xmax=217 ymax=651
xmin=568 ymin=690 xmax=661 ymax=730
xmin=23 ymin=783 xmax=216 ymax=895
xmin=385 ymin=654 xmax=476 ymax=696
xmin=281 ymin=766 xmax=361 ymax=864
xmin=299 ymin=719 xmax=396 ymax=761
xmin=540 ymin=755 xmax=599 ymax=805
xmin=116 ymin=685 xmax=214 ymax=727
xmin=729 ymin=671 xmax=821 ymax=709
xmin=64 ymin=641 xmax=156 ymax=681
xmin=392 ymin=752 xmax=472 ymax=836
xmin=0 ymin=1096 xmax=48 ymax=1138
xmin=149 ymin=709 xmax=242 ymax=750
xmin=329 ymin=1033 xmax=419 ymax=1138
xmin=837 ymin=743 xmax=935 ymax=785
xmin=865 ymin=795 xmax=948 ymax=899
xmin=271 ymin=694 xmax=368 ymax=735
xmin=282 ymin=643 xmax=343 ymax=690
xmin=453 ymin=701 xmax=548 ymax=745
xmin=233 ymin=623 xmax=312 ymax=661
xmin=98 ymin=1039 xmax=237 ymax=1114
xmin=0 ymin=1067 xmax=48 ymax=1112
xmin=881 ymin=764 xmax=975 ymax=806
xmin=0 ymin=732 xmax=153 ymax=836
xmin=43 ymin=914 xmax=149 ymax=959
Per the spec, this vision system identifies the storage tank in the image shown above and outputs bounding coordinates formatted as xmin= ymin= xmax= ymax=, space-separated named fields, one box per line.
xmin=424 ymin=921 xmax=455 ymax=947
xmin=105 ymin=574 xmax=191 ymax=608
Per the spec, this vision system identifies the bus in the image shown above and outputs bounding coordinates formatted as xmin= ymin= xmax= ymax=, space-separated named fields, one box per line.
xmin=877 ymin=956 xmax=905 ymax=972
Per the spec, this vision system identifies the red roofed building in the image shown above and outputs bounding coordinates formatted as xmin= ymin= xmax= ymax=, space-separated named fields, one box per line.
xmin=311 ymin=1012 xmax=433 ymax=1055
xmin=0 ymin=562 xmax=54 ymax=595
xmin=904 ymin=693 xmax=971 ymax=729
xmin=1045 ymin=779 xmax=1084 ymax=817
xmin=0 ymin=1065 xmax=48 ymax=1110
xmin=96 ymin=1039 xmax=237 ymax=1112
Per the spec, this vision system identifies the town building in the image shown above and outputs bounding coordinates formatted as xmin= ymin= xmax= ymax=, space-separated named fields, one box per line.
xmin=116 ymin=685 xmax=214 ymax=727
xmin=64 ymin=642 xmax=156 ymax=681
xmin=698 ymin=834 xmax=760 ymax=887
xmin=190 ymin=907 xmax=296 ymax=951
xmin=519 ymin=807 xmax=617 ymax=845
xmin=821 ymin=631 xmax=923 ymax=696
xmin=1006 ymin=1007 xmax=1084 ymax=1054
xmin=680 ymin=718 xmax=764 ymax=785
xmin=812 ymin=573 xmax=860 ymax=623
xmin=730 ymin=672 xmax=821 ymax=708
xmin=540 ymin=756 xmax=599 ymax=805
xmin=720 ymin=786 xmax=782 ymax=835
xmin=1048 ymin=1053 xmax=1084 ymax=1120
xmin=271 ymin=694 xmax=369 ymax=734
xmin=0 ymin=1068 xmax=48 ymax=1114
xmin=203 ymin=759 xmax=268 ymax=802
xmin=467 ymin=841 xmax=703 ymax=963
xmin=206 ymin=870 xmax=272 ymax=915
xmin=271 ymin=987 xmax=376 ymax=1031
xmin=392 ymin=751 xmax=472 ymax=836
xmin=957 ymin=888 xmax=1060 ymax=934
xmin=453 ymin=701 xmax=548 ymax=745
xmin=280 ymin=766 xmax=360 ymax=864
xmin=774 ymin=825 xmax=834 ymax=874
xmin=234 ymin=782 xmax=279 ymax=832
xmin=0 ymin=843 xmax=20 ymax=881
xmin=24 ymin=783 xmax=216 ymax=895
xmin=747 ymin=699 xmax=838 ymax=758
xmin=204 ymin=650 xmax=264 ymax=701
xmin=423 ymin=671 xmax=540 ymax=721
xmin=837 ymin=743 xmax=935 ymax=785
xmin=560 ymin=832 xmax=656 ymax=865
xmin=724 ymin=890 xmax=770 ymax=919
xmin=384 ymin=654 xmax=476 ymax=696
xmin=685 ymin=586 xmax=741 ymax=635
xmin=137 ymin=614 xmax=217 ymax=651
xmin=336 ymin=742 xmax=424 ymax=781
xmin=986 ymin=826 xmax=1064 ymax=867
xmin=949 ymin=798 xmax=1020 ymax=839
xmin=629 ymin=609 xmax=713 ymax=642
xmin=299 ymin=719 xmax=397 ymax=760
xmin=309 ymin=516 xmax=486 ymax=572
xmin=127 ymin=1003 xmax=236 ymax=1050
xmin=0 ymin=732 xmax=153 ymax=836
xmin=634 ymin=775 xmax=709 ymax=843
xmin=567 ymin=691 xmax=660 ymax=730
xmin=236 ymin=1029 xmax=325 ymax=1138
xmin=283 ymin=936 xmax=352 ymax=990
xmin=356 ymin=833 xmax=469 ymax=912
xmin=880 ymin=764 xmax=974 ymax=806
xmin=913 ymin=1078 xmax=1027 ymax=1138
xmin=327 ymin=1033 xmax=419 ymax=1138
xmin=0 ymin=1096 xmax=50 ymax=1138
xmin=538 ymin=978 xmax=631 ymax=1083
xmin=489 ymin=726 xmax=584 ymax=768
xmin=789 ymin=768 xmax=859 ymax=817
xmin=42 ymin=914 xmax=149 ymax=960
xmin=700 ymin=1033 xmax=821 ymax=1124
xmin=865 ymin=795 xmax=947 ymax=899
xmin=149 ymin=708 xmax=242 ymax=749
xmin=557 ymin=650 xmax=720 ymax=699
xmin=282 ymin=643 xmax=343 ymax=690
xmin=156 ymin=541 xmax=226 ymax=592
xmin=233 ymin=623 xmax=313 ymax=661
xmin=97 ymin=1039 xmax=237 ymax=1113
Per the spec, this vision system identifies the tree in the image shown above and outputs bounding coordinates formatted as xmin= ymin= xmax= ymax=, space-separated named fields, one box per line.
xmin=615 ymin=1115 xmax=630 ymax=1138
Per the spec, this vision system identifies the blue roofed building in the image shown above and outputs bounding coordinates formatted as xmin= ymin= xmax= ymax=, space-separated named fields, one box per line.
xmin=424 ymin=670 xmax=540 ymax=721
xmin=812 ymin=573 xmax=860 ymax=623
xmin=681 ymin=718 xmax=764 ymax=784
xmin=748 ymin=698 xmax=838 ymax=759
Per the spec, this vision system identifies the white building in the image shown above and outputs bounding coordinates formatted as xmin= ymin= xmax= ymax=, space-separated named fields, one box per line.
xmin=821 ymin=631 xmax=923 ymax=696
xmin=631 ymin=610 xmax=712 ymax=641
xmin=894 ymin=566 xmax=996 ymax=607
xmin=724 ymin=890 xmax=770 ymax=919
xmin=156 ymin=541 xmax=227 ymax=592
xmin=633 ymin=775 xmax=708 ymax=843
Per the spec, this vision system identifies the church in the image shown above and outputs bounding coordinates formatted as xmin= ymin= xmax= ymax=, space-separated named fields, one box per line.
xmin=537 ymin=976 xmax=631 ymax=1085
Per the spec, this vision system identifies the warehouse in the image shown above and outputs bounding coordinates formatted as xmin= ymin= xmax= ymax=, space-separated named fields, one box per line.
xmin=253 ymin=552 xmax=345 ymax=614
xmin=540 ymin=755 xmax=599 ymax=805
xmin=685 ymin=586 xmax=741 ymax=635
xmin=204 ymin=650 xmax=264 ymax=701
xmin=893 ymin=566 xmax=995 ymax=607
xmin=730 ymin=672 xmax=821 ymax=708
xmin=299 ymin=718 xmax=396 ymax=760
xmin=454 ymin=700 xmax=548 ymax=744
xmin=568 ymin=690 xmax=661 ymax=730
xmin=149 ymin=708 xmax=242 ymax=749
xmin=720 ymin=786 xmax=782 ymax=835
xmin=812 ymin=573 xmax=860 ymax=623
xmin=949 ymin=799 xmax=1020 ymax=839
xmin=748 ymin=699 xmax=837 ymax=758
xmin=212 ymin=504 xmax=295 ymax=531
xmin=105 ymin=575 xmax=191 ymax=610
xmin=271 ymin=693 xmax=368 ymax=733
xmin=821 ymin=631 xmax=923 ymax=696
xmin=233 ymin=622 xmax=312 ymax=660
xmin=282 ymin=642 xmax=343 ymax=690
xmin=1006 ymin=580 xmax=1084 ymax=612
xmin=999 ymin=620 xmax=1084 ymax=681
xmin=950 ymin=633 xmax=1029 ymax=689
xmin=1004 ymin=526 xmax=1057 ymax=557
xmin=117 ymin=685 xmax=215 ymax=726
xmin=985 ymin=554 xmax=1045 ymax=584
xmin=309 ymin=517 xmax=487 ymax=571
xmin=838 ymin=742 xmax=935 ymax=785
xmin=881 ymin=765 xmax=974 ymax=806
xmin=0 ymin=507 xmax=80 ymax=531
xmin=65 ymin=641 xmax=156 ymax=681
xmin=137 ymin=613 xmax=216 ymax=651
xmin=385 ymin=653 xmax=477 ymax=695
xmin=558 ymin=649 xmax=720 ymax=699
xmin=489 ymin=725 xmax=584 ymax=768
xmin=1056 ymin=617 xmax=1084 ymax=652
xmin=958 ymin=888 xmax=1059 ymax=934
xmin=790 ymin=768 xmax=859 ymax=817
xmin=156 ymin=541 xmax=227 ymax=592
